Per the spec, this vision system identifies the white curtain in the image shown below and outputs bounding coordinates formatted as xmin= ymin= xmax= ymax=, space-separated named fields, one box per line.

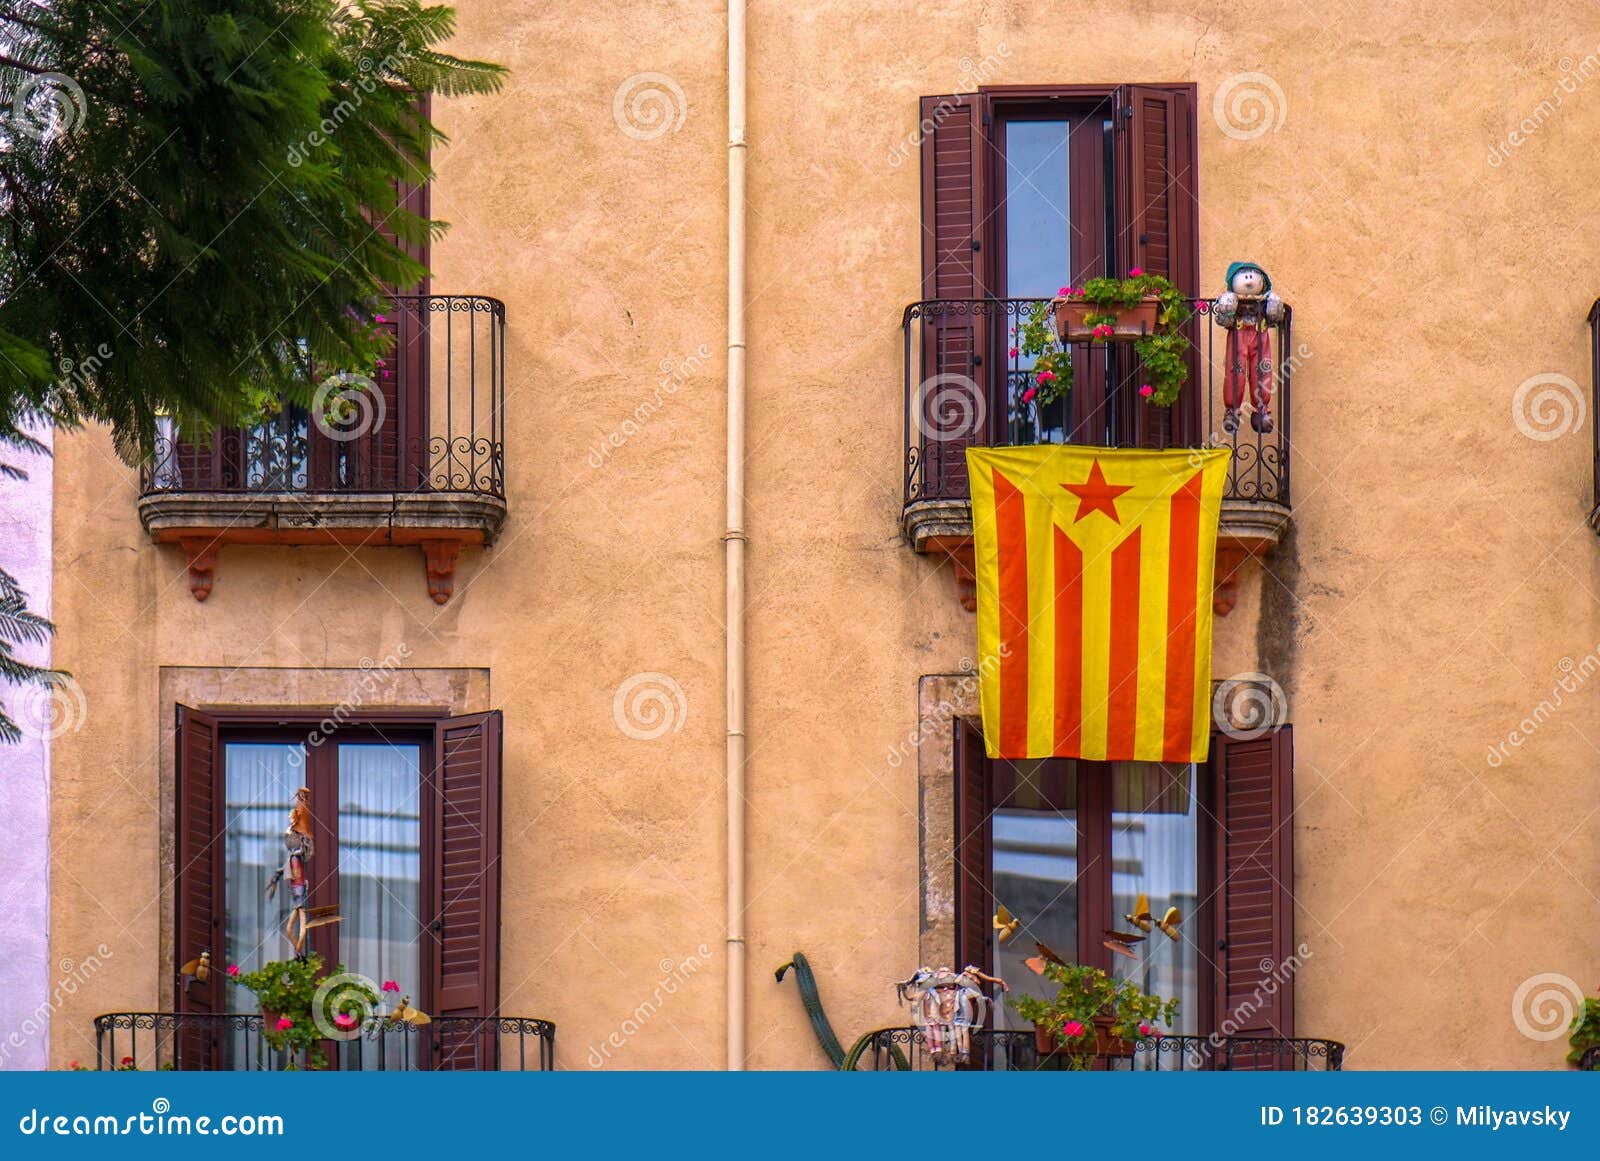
xmin=223 ymin=743 xmax=303 ymax=1006
xmin=336 ymin=743 xmax=422 ymax=995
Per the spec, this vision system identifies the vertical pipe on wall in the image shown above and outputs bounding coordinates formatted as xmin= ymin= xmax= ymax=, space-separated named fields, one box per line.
xmin=724 ymin=0 xmax=749 ymax=1071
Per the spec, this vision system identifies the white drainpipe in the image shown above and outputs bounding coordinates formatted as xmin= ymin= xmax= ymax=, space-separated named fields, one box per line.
xmin=724 ymin=0 xmax=749 ymax=1071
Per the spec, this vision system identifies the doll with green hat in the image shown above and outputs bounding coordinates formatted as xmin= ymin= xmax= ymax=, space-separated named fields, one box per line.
xmin=1213 ymin=262 xmax=1285 ymax=434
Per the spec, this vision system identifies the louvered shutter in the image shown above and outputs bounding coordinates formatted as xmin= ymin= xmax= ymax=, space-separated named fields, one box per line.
xmin=954 ymin=717 xmax=993 ymax=975
xmin=1210 ymin=726 xmax=1296 ymax=1061
xmin=1116 ymin=86 xmax=1200 ymax=449
xmin=429 ymin=711 xmax=502 ymax=1068
xmin=174 ymin=705 xmax=222 ymax=1069
xmin=918 ymin=94 xmax=989 ymax=500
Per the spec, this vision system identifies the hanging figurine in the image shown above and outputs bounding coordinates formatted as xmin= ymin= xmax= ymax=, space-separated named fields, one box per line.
xmin=265 ymin=786 xmax=339 ymax=956
xmin=897 ymin=964 xmax=1006 ymax=1066
xmin=1213 ymin=261 xmax=1285 ymax=435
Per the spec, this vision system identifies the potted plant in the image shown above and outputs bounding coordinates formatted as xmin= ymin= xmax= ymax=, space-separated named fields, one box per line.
xmin=229 ymin=953 xmax=380 ymax=1070
xmin=1008 ymin=959 xmax=1178 ymax=1070
xmin=1569 ymin=993 xmax=1599 ymax=1068
xmin=1013 ymin=270 xmax=1194 ymax=410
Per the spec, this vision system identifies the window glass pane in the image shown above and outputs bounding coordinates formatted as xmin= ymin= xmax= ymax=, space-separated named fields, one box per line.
xmin=990 ymin=759 xmax=1078 ymax=1031
xmin=1109 ymin=762 xmax=1200 ymax=1035
xmin=337 ymin=743 xmax=422 ymax=998
xmin=1002 ymin=119 xmax=1073 ymax=447
xmin=1003 ymin=120 xmax=1071 ymax=298
xmin=223 ymin=742 xmax=306 ymax=1004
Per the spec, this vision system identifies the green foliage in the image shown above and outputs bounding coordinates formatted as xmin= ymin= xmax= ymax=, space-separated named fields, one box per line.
xmin=1009 ymin=960 xmax=1178 ymax=1068
xmin=233 ymin=954 xmax=379 ymax=1070
xmin=1014 ymin=272 xmax=1193 ymax=409
xmin=0 ymin=0 xmax=506 ymax=453
xmin=1570 ymin=996 xmax=1600 ymax=1067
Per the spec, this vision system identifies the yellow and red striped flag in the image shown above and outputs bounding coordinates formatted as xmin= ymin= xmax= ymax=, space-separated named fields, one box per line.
xmin=966 ymin=444 xmax=1229 ymax=763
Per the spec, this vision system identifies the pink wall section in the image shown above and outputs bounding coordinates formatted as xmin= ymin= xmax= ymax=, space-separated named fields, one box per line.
xmin=0 ymin=427 xmax=51 ymax=1069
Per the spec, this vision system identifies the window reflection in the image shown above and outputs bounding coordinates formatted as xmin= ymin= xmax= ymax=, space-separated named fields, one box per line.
xmin=990 ymin=759 xmax=1077 ymax=1031
xmin=1110 ymin=762 xmax=1200 ymax=1034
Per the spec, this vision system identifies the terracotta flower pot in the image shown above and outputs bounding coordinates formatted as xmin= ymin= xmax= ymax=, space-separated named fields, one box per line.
xmin=1033 ymin=1015 xmax=1137 ymax=1059
xmin=1052 ymin=296 xmax=1160 ymax=341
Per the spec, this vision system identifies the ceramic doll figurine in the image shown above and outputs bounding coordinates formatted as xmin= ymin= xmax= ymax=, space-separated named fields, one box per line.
xmin=1213 ymin=261 xmax=1285 ymax=435
xmin=898 ymin=965 xmax=1007 ymax=1066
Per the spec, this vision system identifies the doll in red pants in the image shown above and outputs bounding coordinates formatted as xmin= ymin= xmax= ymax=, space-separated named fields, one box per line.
xmin=1214 ymin=262 xmax=1285 ymax=435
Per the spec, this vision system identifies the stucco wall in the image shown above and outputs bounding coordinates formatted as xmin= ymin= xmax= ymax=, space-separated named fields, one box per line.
xmin=43 ymin=2 xmax=1600 ymax=1070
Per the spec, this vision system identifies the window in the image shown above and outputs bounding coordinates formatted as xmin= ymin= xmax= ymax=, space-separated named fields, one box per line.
xmin=955 ymin=719 xmax=1295 ymax=1037
xmin=917 ymin=85 xmax=1200 ymax=494
xmin=175 ymin=707 xmax=502 ymax=1069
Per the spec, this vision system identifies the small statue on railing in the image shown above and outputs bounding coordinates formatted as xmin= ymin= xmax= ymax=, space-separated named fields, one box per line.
xmin=1213 ymin=261 xmax=1285 ymax=436
xmin=897 ymin=965 xmax=1006 ymax=1066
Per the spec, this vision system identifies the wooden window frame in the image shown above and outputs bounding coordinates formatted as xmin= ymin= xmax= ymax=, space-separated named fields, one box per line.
xmin=955 ymin=719 xmax=1296 ymax=1038
xmin=175 ymin=704 xmax=504 ymax=1066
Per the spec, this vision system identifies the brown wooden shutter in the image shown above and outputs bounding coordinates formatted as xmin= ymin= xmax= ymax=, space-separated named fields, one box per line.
xmin=919 ymin=93 xmax=990 ymax=499
xmin=428 ymin=710 xmax=502 ymax=1068
xmin=954 ymin=717 xmax=993 ymax=975
xmin=307 ymin=110 xmax=431 ymax=492
xmin=1115 ymin=85 xmax=1200 ymax=448
xmin=174 ymin=705 xmax=222 ymax=1069
xmin=1209 ymin=726 xmax=1295 ymax=1050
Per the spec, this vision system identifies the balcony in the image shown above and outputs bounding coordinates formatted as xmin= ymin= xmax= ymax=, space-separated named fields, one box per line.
xmin=139 ymin=294 xmax=506 ymax=604
xmin=93 ymin=1011 xmax=554 ymax=1071
xmin=857 ymin=1028 xmax=1343 ymax=1071
xmin=901 ymin=297 xmax=1293 ymax=613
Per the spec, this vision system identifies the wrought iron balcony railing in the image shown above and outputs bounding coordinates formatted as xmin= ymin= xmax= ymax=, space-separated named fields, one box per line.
xmin=858 ymin=1027 xmax=1343 ymax=1071
xmin=141 ymin=294 xmax=505 ymax=499
xmin=93 ymin=1011 xmax=554 ymax=1072
xmin=902 ymin=297 xmax=1293 ymax=511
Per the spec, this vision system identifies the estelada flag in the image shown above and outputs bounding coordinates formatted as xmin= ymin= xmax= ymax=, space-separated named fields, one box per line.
xmin=966 ymin=444 xmax=1229 ymax=763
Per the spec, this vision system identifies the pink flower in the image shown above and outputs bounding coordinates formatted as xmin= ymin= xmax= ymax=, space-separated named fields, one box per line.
xmin=1129 ymin=267 xmax=1144 ymax=277
xmin=1138 ymin=1022 xmax=1155 ymax=1037
xmin=1061 ymin=1020 xmax=1086 ymax=1038
xmin=375 ymin=314 xmax=387 ymax=324
xmin=226 ymin=964 xmax=240 ymax=978
xmin=275 ymin=1017 xmax=293 ymax=1032
xmin=1008 ymin=347 xmax=1018 ymax=358
xmin=333 ymin=1012 xmax=357 ymax=1030
xmin=1036 ymin=370 xmax=1056 ymax=384
xmin=1138 ymin=383 xmax=1154 ymax=398
xmin=1058 ymin=286 xmax=1072 ymax=296
xmin=1093 ymin=324 xmax=1114 ymax=339
xmin=1021 ymin=387 xmax=1037 ymax=404
xmin=382 ymin=980 xmax=401 ymax=993
xmin=1073 ymin=288 xmax=1085 ymax=298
